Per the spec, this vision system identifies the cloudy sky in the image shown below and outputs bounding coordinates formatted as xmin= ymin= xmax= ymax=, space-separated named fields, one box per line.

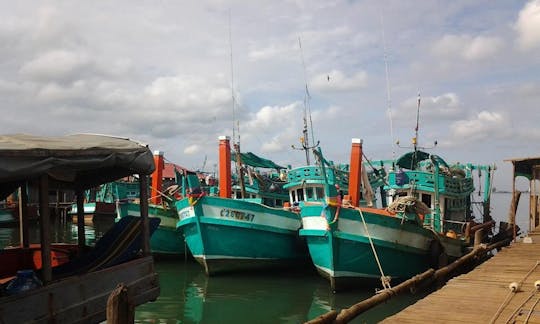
xmin=1 ymin=1 xmax=539 ymax=190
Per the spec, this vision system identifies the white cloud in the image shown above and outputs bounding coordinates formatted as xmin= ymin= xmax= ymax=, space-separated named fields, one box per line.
xmin=515 ymin=0 xmax=540 ymax=51
xmin=143 ymin=75 xmax=231 ymax=113
xmin=449 ymin=111 xmax=509 ymax=142
xmin=184 ymin=144 xmax=202 ymax=155
xmin=396 ymin=93 xmax=465 ymax=123
xmin=310 ymin=70 xmax=367 ymax=92
xmin=431 ymin=34 xmax=503 ymax=61
xmin=20 ymin=50 xmax=92 ymax=82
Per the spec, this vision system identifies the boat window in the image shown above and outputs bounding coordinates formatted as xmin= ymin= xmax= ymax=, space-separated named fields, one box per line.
xmin=315 ymin=187 xmax=325 ymax=200
xmin=291 ymin=190 xmax=297 ymax=203
xmin=421 ymin=193 xmax=432 ymax=208
xmin=306 ymin=187 xmax=314 ymax=200
xmin=297 ymin=188 xmax=305 ymax=202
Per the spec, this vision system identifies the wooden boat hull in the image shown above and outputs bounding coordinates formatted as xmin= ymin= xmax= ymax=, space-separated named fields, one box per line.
xmin=176 ymin=196 xmax=308 ymax=275
xmin=299 ymin=204 xmax=457 ymax=290
xmin=0 ymin=256 xmax=159 ymax=323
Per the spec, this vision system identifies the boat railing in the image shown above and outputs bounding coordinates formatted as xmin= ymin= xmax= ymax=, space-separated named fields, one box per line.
xmin=287 ymin=166 xmax=326 ymax=182
xmin=388 ymin=170 xmax=474 ymax=195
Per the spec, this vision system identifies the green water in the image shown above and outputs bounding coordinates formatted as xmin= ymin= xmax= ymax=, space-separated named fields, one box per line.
xmin=1 ymin=192 xmax=525 ymax=323
xmin=0 ymin=217 xmax=428 ymax=323
xmin=135 ymin=259 xmax=429 ymax=324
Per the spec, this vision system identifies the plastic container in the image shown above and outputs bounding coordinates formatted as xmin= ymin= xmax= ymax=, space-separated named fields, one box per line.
xmin=4 ymin=269 xmax=42 ymax=295
xmin=395 ymin=169 xmax=407 ymax=186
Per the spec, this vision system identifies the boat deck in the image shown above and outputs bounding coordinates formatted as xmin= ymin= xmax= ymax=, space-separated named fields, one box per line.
xmin=382 ymin=227 xmax=540 ymax=323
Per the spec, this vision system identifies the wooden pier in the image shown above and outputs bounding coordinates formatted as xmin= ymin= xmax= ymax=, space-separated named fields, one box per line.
xmin=382 ymin=228 xmax=540 ymax=323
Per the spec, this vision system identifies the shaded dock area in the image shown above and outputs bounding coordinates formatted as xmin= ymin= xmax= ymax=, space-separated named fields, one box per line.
xmin=382 ymin=228 xmax=540 ymax=323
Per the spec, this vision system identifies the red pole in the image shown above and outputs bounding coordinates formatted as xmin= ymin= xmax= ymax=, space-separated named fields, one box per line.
xmin=348 ymin=138 xmax=363 ymax=207
xmin=151 ymin=151 xmax=164 ymax=205
xmin=219 ymin=136 xmax=232 ymax=198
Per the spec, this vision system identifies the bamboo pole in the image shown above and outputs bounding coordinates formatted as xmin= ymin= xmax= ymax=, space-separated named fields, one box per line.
xmin=76 ymin=190 xmax=86 ymax=254
xmin=306 ymin=238 xmax=512 ymax=324
xmin=304 ymin=310 xmax=338 ymax=324
xmin=139 ymin=174 xmax=150 ymax=257
xmin=333 ymin=269 xmax=436 ymax=324
xmin=39 ymin=174 xmax=52 ymax=284
xmin=18 ymin=184 xmax=29 ymax=248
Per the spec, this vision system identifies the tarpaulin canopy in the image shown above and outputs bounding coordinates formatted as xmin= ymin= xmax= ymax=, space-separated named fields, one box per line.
xmin=0 ymin=134 xmax=155 ymax=198
xmin=231 ymin=151 xmax=284 ymax=170
xmin=396 ymin=150 xmax=449 ymax=170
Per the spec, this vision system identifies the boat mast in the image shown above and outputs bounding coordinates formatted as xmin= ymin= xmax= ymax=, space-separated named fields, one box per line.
xmin=293 ymin=37 xmax=319 ymax=165
xmin=381 ymin=14 xmax=396 ymax=159
xmin=413 ymin=92 xmax=420 ymax=152
xmin=228 ymin=11 xmax=245 ymax=198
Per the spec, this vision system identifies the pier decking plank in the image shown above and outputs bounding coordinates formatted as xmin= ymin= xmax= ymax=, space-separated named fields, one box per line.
xmin=382 ymin=229 xmax=540 ymax=323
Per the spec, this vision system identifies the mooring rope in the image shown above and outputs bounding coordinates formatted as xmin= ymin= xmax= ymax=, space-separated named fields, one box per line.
xmin=503 ymin=285 xmax=540 ymax=324
xmin=357 ymin=207 xmax=391 ymax=290
xmin=489 ymin=260 xmax=539 ymax=324
xmin=524 ymin=294 xmax=540 ymax=323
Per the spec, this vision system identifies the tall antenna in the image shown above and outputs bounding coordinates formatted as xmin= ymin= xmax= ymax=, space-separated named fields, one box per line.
xmin=293 ymin=37 xmax=319 ymax=165
xmin=381 ymin=14 xmax=396 ymax=159
xmin=228 ymin=10 xmax=237 ymax=145
xmin=413 ymin=92 xmax=421 ymax=152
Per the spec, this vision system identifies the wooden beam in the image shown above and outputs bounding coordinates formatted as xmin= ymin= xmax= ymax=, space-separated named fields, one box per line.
xmin=76 ymin=190 xmax=86 ymax=253
xmin=18 ymin=184 xmax=29 ymax=248
xmin=39 ymin=174 xmax=52 ymax=284
xmin=139 ymin=174 xmax=150 ymax=257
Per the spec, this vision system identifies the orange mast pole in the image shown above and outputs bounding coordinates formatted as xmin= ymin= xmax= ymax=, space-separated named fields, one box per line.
xmin=348 ymin=138 xmax=363 ymax=207
xmin=219 ymin=136 xmax=232 ymax=198
xmin=151 ymin=151 xmax=164 ymax=205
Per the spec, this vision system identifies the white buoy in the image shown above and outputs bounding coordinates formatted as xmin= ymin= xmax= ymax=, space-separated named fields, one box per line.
xmin=534 ymin=280 xmax=540 ymax=290
xmin=509 ymin=282 xmax=520 ymax=292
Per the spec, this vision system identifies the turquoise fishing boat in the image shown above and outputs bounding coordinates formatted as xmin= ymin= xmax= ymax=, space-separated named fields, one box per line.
xmin=120 ymin=202 xmax=185 ymax=256
xmin=288 ymin=138 xmax=498 ymax=291
xmin=176 ymin=136 xmax=308 ymax=275
xmin=69 ymin=180 xmax=139 ymax=222
xmin=116 ymin=151 xmax=188 ymax=257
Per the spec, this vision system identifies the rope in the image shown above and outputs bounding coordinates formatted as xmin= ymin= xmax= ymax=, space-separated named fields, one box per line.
xmin=387 ymin=196 xmax=431 ymax=215
xmin=489 ymin=261 xmax=539 ymax=324
xmin=489 ymin=285 xmax=519 ymax=324
xmin=357 ymin=207 xmax=392 ymax=290
xmin=503 ymin=286 xmax=539 ymax=324
xmin=524 ymin=295 xmax=540 ymax=323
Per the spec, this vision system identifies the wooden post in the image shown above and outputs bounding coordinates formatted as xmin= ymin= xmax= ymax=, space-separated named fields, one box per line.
xmin=18 ymin=185 xmax=30 ymax=248
xmin=510 ymin=163 xmax=517 ymax=241
xmin=150 ymin=151 xmax=164 ymax=205
xmin=348 ymin=138 xmax=363 ymax=207
xmin=76 ymin=190 xmax=86 ymax=253
xmin=139 ymin=174 xmax=151 ymax=257
xmin=218 ymin=136 xmax=232 ymax=198
xmin=39 ymin=174 xmax=52 ymax=284
xmin=106 ymin=284 xmax=134 ymax=324
xmin=474 ymin=228 xmax=484 ymax=248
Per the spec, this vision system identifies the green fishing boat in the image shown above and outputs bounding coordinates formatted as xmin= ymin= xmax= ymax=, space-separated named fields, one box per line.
xmin=116 ymin=151 xmax=189 ymax=257
xmin=176 ymin=136 xmax=308 ymax=275
xmin=69 ymin=180 xmax=139 ymax=222
xmin=288 ymin=138 xmax=499 ymax=291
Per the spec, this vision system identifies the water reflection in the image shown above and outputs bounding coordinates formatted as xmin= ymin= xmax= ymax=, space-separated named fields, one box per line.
xmin=134 ymin=260 xmax=432 ymax=324
xmin=0 ymin=216 xmax=114 ymax=249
